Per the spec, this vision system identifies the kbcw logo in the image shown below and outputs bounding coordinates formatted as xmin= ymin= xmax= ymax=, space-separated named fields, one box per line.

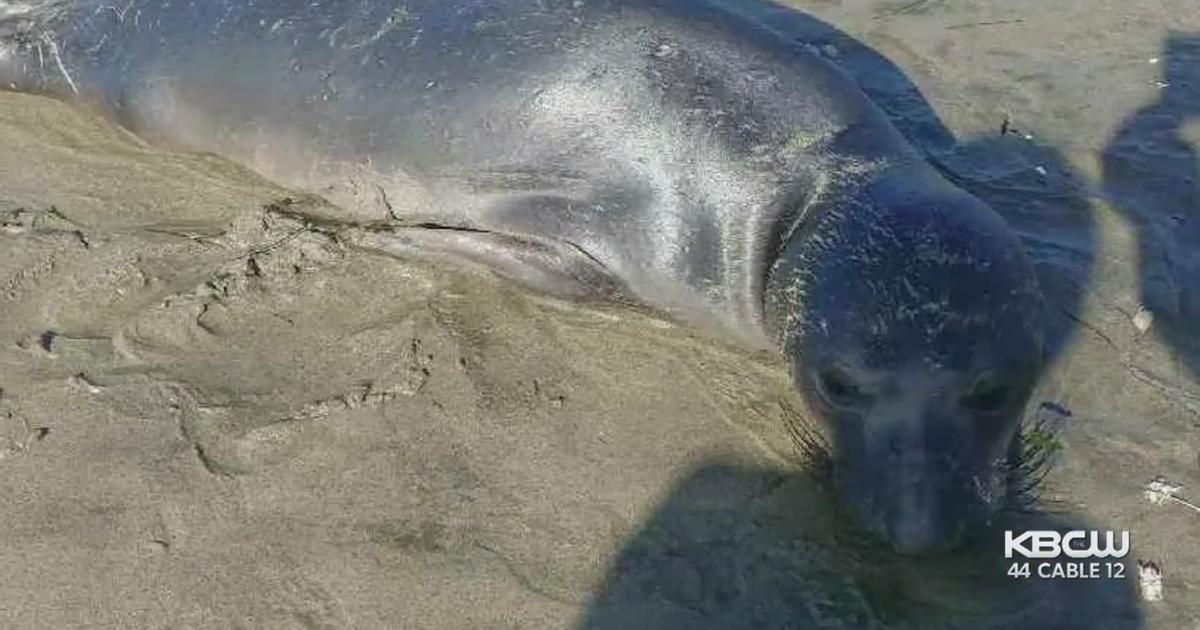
xmin=1005 ymin=530 xmax=1130 ymax=559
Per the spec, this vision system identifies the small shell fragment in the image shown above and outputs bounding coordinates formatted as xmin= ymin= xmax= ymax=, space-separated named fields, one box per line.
xmin=1138 ymin=561 xmax=1163 ymax=602
xmin=1132 ymin=306 xmax=1154 ymax=334
xmin=1144 ymin=477 xmax=1182 ymax=505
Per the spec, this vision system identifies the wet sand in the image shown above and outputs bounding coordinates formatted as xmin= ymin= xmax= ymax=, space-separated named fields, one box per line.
xmin=0 ymin=1 xmax=1198 ymax=628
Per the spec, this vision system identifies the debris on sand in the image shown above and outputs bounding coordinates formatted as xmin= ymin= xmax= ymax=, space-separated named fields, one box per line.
xmin=1132 ymin=306 xmax=1154 ymax=334
xmin=1138 ymin=560 xmax=1164 ymax=602
xmin=1143 ymin=477 xmax=1200 ymax=514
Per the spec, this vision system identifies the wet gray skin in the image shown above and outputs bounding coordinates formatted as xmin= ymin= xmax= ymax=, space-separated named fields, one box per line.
xmin=767 ymin=164 xmax=1045 ymax=554
xmin=0 ymin=0 xmax=1045 ymax=553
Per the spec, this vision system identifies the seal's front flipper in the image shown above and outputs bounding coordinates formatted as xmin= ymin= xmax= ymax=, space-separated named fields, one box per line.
xmin=344 ymin=224 xmax=631 ymax=303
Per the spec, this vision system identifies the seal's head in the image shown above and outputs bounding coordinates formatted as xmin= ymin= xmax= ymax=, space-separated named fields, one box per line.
xmin=766 ymin=164 xmax=1044 ymax=554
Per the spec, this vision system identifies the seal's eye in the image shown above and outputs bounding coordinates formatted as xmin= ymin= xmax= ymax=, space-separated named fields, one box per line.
xmin=962 ymin=376 xmax=1009 ymax=413
xmin=815 ymin=366 xmax=868 ymax=409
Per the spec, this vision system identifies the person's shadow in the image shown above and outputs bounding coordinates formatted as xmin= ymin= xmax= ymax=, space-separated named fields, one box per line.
xmin=1103 ymin=32 xmax=1200 ymax=380
xmin=577 ymin=461 xmax=1142 ymax=629
xmin=574 ymin=1 xmax=1142 ymax=628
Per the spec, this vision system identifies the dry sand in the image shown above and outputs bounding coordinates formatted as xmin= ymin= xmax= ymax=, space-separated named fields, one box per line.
xmin=0 ymin=0 xmax=1198 ymax=628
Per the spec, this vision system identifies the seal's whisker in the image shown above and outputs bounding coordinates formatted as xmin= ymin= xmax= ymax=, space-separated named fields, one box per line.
xmin=998 ymin=410 xmax=1065 ymax=515
xmin=780 ymin=399 xmax=833 ymax=480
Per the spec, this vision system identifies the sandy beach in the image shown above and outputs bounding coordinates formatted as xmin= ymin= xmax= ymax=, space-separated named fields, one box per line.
xmin=0 ymin=0 xmax=1198 ymax=628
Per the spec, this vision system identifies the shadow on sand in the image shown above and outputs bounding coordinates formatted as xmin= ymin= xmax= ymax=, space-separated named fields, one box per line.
xmin=1102 ymin=32 xmax=1200 ymax=381
xmin=577 ymin=2 xmax=1143 ymax=628
xmin=578 ymin=461 xmax=1142 ymax=629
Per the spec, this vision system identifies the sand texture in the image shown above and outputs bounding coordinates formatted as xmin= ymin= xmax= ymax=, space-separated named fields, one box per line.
xmin=0 ymin=0 xmax=1198 ymax=628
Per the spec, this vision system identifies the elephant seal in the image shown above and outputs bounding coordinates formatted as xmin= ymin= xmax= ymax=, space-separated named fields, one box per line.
xmin=0 ymin=0 xmax=1044 ymax=553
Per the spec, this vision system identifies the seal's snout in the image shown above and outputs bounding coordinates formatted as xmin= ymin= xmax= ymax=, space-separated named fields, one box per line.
xmin=813 ymin=366 xmax=1025 ymax=555
xmin=876 ymin=459 xmax=972 ymax=555
xmin=887 ymin=501 xmax=967 ymax=555
xmin=853 ymin=425 xmax=978 ymax=555
xmin=844 ymin=460 xmax=976 ymax=555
